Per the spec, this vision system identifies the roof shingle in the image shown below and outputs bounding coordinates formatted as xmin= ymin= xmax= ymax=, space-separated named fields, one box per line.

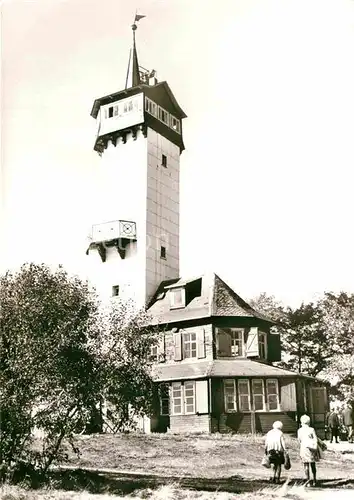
xmin=147 ymin=272 xmax=273 ymax=325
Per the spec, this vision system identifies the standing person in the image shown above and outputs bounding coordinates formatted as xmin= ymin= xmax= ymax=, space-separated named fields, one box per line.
xmin=326 ymin=408 xmax=340 ymax=443
xmin=298 ymin=414 xmax=320 ymax=487
xmin=342 ymin=403 xmax=354 ymax=443
xmin=264 ymin=421 xmax=287 ymax=484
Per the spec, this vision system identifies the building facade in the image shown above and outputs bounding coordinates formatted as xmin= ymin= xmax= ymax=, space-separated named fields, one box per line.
xmin=87 ymin=21 xmax=328 ymax=435
xmin=147 ymin=273 xmax=328 ymax=435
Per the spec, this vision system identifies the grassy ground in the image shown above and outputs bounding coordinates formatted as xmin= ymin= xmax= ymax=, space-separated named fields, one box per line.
xmin=63 ymin=432 xmax=354 ymax=482
xmin=5 ymin=433 xmax=354 ymax=499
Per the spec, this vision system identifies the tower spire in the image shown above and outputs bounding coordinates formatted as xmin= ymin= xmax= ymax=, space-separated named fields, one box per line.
xmin=131 ymin=22 xmax=140 ymax=87
xmin=126 ymin=13 xmax=146 ymax=89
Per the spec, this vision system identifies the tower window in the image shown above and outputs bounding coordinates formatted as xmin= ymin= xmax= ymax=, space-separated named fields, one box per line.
xmin=160 ymin=246 xmax=166 ymax=259
xmin=108 ymin=107 xmax=114 ymax=118
xmin=161 ymin=154 xmax=167 ymax=168
xmin=158 ymin=106 xmax=169 ymax=126
xmin=145 ymin=97 xmax=157 ymax=117
xmin=112 ymin=285 xmax=120 ymax=297
xmin=170 ymin=115 xmax=181 ymax=134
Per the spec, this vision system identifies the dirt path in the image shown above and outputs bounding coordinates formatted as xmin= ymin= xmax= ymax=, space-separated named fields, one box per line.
xmin=53 ymin=464 xmax=354 ymax=496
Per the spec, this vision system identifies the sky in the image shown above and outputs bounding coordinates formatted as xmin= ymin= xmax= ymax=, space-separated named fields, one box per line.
xmin=2 ymin=0 xmax=354 ymax=307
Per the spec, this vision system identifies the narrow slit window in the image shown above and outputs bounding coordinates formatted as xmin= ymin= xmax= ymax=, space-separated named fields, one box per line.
xmin=108 ymin=107 xmax=114 ymax=118
xmin=112 ymin=285 xmax=120 ymax=297
xmin=160 ymin=246 xmax=166 ymax=259
xmin=162 ymin=154 xmax=167 ymax=167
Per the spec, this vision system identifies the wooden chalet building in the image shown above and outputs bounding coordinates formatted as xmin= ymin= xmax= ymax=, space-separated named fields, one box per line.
xmin=147 ymin=273 xmax=328 ymax=435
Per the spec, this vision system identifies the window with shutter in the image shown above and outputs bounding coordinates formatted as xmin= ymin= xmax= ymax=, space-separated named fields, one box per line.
xmin=266 ymin=379 xmax=279 ymax=411
xmin=238 ymin=380 xmax=250 ymax=411
xmin=224 ymin=379 xmax=237 ymax=412
xmin=182 ymin=332 xmax=197 ymax=359
xmin=252 ymin=379 xmax=265 ymax=411
xmin=184 ymin=381 xmax=195 ymax=414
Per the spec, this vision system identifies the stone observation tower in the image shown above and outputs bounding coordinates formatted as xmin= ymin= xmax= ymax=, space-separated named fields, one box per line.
xmin=86 ymin=15 xmax=187 ymax=308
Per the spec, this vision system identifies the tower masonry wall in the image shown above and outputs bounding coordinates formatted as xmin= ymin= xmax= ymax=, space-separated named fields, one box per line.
xmin=88 ymin=130 xmax=148 ymax=307
xmin=145 ymin=128 xmax=180 ymax=303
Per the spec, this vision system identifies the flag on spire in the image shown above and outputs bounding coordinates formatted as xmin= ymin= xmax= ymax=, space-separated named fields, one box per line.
xmin=135 ymin=13 xmax=146 ymax=22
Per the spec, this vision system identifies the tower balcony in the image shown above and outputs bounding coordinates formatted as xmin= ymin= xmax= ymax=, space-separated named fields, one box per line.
xmin=86 ymin=220 xmax=137 ymax=261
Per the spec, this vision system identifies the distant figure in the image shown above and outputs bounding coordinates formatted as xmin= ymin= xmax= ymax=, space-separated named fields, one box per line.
xmin=298 ymin=414 xmax=320 ymax=487
xmin=264 ymin=421 xmax=287 ymax=484
xmin=326 ymin=408 xmax=340 ymax=443
xmin=342 ymin=403 xmax=354 ymax=443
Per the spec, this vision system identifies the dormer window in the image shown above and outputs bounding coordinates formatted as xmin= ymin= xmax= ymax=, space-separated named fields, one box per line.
xmin=170 ymin=287 xmax=185 ymax=309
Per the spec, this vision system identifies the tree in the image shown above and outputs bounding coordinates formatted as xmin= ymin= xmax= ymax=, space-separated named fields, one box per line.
xmin=249 ymin=294 xmax=334 ymax=376
xmin=316 ymin=292 xmax=354 ymax=401
xmin=0 ymin=263 xmax=158 ymax=483
xmin=280 ymin=302 xmax=332 ymax=376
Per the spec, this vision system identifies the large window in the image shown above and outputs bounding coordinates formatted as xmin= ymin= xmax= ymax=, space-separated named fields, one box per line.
xmin=224 ymin=379 xmax=237 ymax=412
xmin=183 ymin=332 xmax=197 ymax=359
xmin=171 ymin=382 xmax=183 ymax=415
xmin=184 ymin=381 xmax=195 ymax=414
xmin=252 ymin=379 xmax=265 ymax=411
xmin=218 ymin=328 xmax=245 ymax=357
xmin=238 ymin=380 xmax=251 ymax=411
xmin=266 ymin=379 xmax=279 ymax=411
xmin=170 ymin=382 xmax=196 ymax=415
xmin=224 ymin=379 xmax=280 ymax=412
xmin=231 ymin=330 xmax=244 ymax=356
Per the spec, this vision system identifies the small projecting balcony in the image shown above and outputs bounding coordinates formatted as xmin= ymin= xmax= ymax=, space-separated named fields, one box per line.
xmin=86 ymin=220 xmax=137 ymax=261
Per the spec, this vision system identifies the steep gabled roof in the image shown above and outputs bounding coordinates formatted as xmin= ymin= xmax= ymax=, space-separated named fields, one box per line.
xmin=147 ymin=272 xmax=274 ymax=326
xmin=211 ymin=275 xmax=271 ymax=322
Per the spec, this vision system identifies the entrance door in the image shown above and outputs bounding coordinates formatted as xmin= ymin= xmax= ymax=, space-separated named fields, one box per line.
xmin=310 ymin=386 xmax=328 ymax=438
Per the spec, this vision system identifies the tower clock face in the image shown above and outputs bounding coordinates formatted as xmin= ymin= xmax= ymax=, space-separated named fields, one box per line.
xmin=99 ymin=93 xmax=144 ymax=137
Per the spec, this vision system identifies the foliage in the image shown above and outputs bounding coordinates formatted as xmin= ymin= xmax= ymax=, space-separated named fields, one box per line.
xmin=250 ymin=294 xmax=334 ymax=375
xmin=0 ymin=263 xmax=158 ymax=483
xmin=250 ymin=291 xmax=354 ymax=401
